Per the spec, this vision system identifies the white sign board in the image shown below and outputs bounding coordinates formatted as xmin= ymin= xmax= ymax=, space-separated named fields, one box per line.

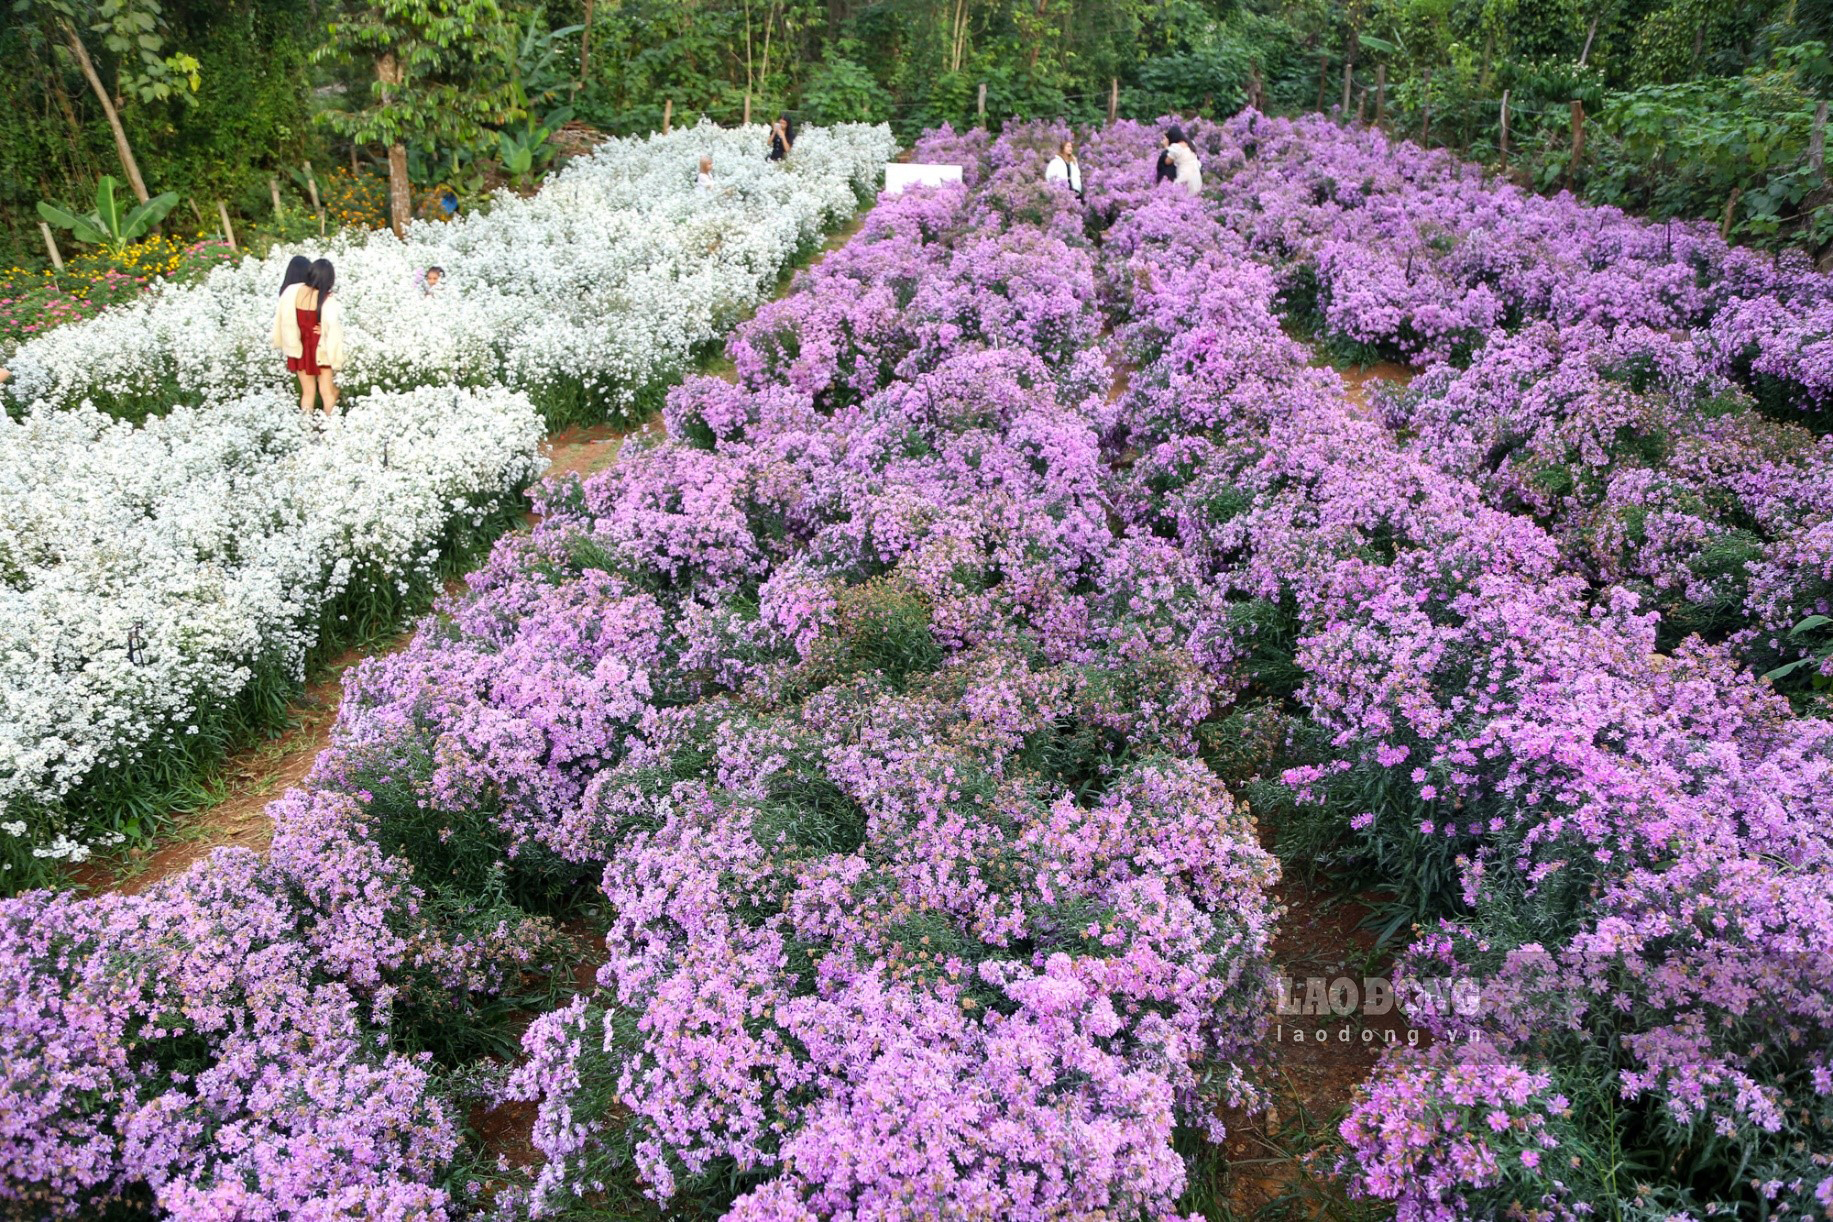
xmin=883 ymin=163 xmax=964 ymax=194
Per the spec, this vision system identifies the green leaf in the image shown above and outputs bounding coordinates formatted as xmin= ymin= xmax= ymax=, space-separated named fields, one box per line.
xmin=122 ymin=191 xmax=180 ymax=241
xmin=1763 ymin=658 xmax=1815 ymax=682
xmin=1790 ymin=615 xmax=1831 ymax=635
xmin=95 ymin=175 xmax=123 ymax=241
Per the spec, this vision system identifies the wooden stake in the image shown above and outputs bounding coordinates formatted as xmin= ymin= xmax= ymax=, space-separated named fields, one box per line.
xmin=1721 ymin=187 xmax=1742 ymax=240
xmin=39 ymin=221 xmax=64 ymax=270
xmin=302 ymin=161 xmax=322 ymax=212
xmin=1108 ymin=76 xmax=1118 ymax=124
xmin=662 ymin=98 xmax=673 ymax=134
xmin=1357 ymin=87 xmax=1368 ymax=125
xmin=1812 ymin=100 xmax=1828 ymax=180
xmin=1567 ymin=100 xmax=1585 ymax=188
xmin=269 ymin=176 xmax=285 ymax=218
xmin=1499 ymin=89 xmax=1510 ymax=168
xmin=1341 ymin=61 xmax=1353 ymax=117
xmin=743 ymin=90 xmax=752 ymax=125
xmin=217 ymin=200 xmax=237 ymax=252
xmin=1375 ymin=64 xmax=1386 ymax=123
xmin=977 ymin=81 xmax=987 ymax=125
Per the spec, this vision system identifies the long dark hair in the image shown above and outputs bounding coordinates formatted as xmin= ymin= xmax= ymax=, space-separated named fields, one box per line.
xmin=777 ymin=114 xmax=795 ymax=145
xmin=1165 ymin=124 xmax=1189 ymax=148
xmin=279 ymin=255 xmax=311 ymax=295
xmin=304 ymin=258 xmax=336 ymax=304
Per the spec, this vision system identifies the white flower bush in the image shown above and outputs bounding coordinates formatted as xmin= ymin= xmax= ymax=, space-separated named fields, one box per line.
xmin=3 ymin=122 xmax=895 ymax=424
xmin=0 ymin=386 xmax=546 ymax=874
xmin=0 ymin=121 xmax=894 ymax=881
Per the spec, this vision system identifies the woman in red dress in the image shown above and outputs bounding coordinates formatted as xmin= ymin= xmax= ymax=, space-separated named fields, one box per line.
xmin=271 ymin=258 xmax=346 ymax=418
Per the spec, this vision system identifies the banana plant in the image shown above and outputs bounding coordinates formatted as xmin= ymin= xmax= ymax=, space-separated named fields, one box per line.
xmin=37 ymin=176 xmax=181 ymax=254
xmin=497 ymin=107 xmax=574 ymax=188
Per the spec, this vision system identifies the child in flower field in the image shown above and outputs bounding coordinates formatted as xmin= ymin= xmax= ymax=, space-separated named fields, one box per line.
xmin=419 ymin=265 xmax=444 ymax=293
xmin=697 ymin=154 xmax=716 ymax=191
xmin=271 ymin=257 xmax=345 ymax=418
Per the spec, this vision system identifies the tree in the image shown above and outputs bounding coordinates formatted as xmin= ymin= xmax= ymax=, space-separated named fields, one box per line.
xmin=316 ymin=0 xmax=523 ymax=237
xmin=12 ymin=0 xmax=201 ymax=203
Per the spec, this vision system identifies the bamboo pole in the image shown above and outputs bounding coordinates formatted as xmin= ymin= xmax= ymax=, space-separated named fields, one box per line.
xmin=1108 ymin=77 xmax=1118 ymax=124
xmin=217 ymin=200 xmax=237 ymax=252
xmin=662 ymin=98 xmax=673 ymax=134
xmin=1812 ymin=100 xmax=1828 ymax=181
xmin=1341 ymin=61 xmax=1353 ymax=116
xmin=1567 ymin=100 xmax=1585 ymax=188
xmin=269 ymin=176 xmax=285 ymax=218
xmin=40 ymin=221 xmax=64 ymax=270
xmin=743 ymin=90 xmax=752 ymax=125
xmin=302 ymin=161 xmax=322 ymax=212
xmin=1721 ymin=187 xmax=1742 ymax=240
xmin=1499 ymin=89 xmax=1510 ymax=168
xmin=977 ymin=81 xmax=987 ymax=125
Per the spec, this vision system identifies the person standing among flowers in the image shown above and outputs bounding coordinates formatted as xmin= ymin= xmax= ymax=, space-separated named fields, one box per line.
xmin=1045 ymin=138 xmax=1083 ymax=197
xmin=272 ymin=257 xmax=345 ymax=419
xmin=278 ymin=255 xmax=311 ymax=297
xmin=1163 ymin=125 xmax=1201 ymax=196
xmin=1154 ymin=132 xmax=1177 ymax=186
xmin=766 ymin=115 xmax=794 ymax=162
xmin=697 ymin=154 xmax=717 ymax=191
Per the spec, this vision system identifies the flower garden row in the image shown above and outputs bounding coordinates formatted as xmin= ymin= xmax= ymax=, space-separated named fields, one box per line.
xmin=4 ymin=114 xmax=1830 ymax=1221
xmin=1 ymin=124 xmax=1287 ymax=1218
xmin=1196 ymin=112 xmax=1833 ymax=699
xmin=1078 ymin=116 xmax=1832 ymax=1218
xmin=0 ymin=123 xmax=891 ymax=883
xmin=3 ymin=122 xmax=895 ymax=428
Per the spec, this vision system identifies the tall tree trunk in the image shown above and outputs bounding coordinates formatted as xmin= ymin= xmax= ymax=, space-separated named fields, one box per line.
xmin=577 ymin=0 xmax=595 ymax=96
xmin=378 ymin=53 xmax=411 ymax=238
xmin=60 ymin=21 xmax=151 ymax=203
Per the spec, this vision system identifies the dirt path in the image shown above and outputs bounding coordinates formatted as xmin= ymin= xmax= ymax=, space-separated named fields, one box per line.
xmin=81 ymin=425 xmax=633 ymax=895
xmin=82 ymin=211 xmax=866 ymax=897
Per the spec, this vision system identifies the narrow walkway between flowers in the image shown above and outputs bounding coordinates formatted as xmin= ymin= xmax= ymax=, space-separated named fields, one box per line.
xmin=81 ymin=219 xmax=866 ymax=896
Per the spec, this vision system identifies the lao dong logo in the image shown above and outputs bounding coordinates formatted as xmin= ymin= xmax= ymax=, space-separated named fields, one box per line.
xmin=1271 ymin=975 xmax=1482 ymax=1048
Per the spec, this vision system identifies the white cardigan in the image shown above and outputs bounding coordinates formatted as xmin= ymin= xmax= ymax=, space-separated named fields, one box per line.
xmin=1167 ymin=143 xmax=1202 ymax=196
xmin=271 ymin=283 xmax=348 ymax=370
xmin=1045 ymin=155 xmax=1082 ymax=193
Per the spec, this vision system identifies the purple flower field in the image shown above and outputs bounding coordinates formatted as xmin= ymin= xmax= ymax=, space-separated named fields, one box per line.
xmin=3 ymin=114 xmax=1830 ymax=1220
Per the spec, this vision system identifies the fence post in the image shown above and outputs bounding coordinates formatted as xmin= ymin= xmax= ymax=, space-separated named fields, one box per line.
xmin=662 ymin=98 xmax=672 ymax=134
xmin=1567 ymin=100 xmax=1585 ymax=189
xmin=1375 ymin=64 xmax=1386 ymax=123
xmin=1108 ymin=76 xmax=1118 ymax=124
xmin=977 ymin=81 xmax=987 ymax=126
xmin=269 ymin=176 xmax=285 ymax=219
xmin=1341 ymin=61 xmax=1353 ymax=117
xmin=302 ymin=161 xmax=322 ymax=212
xmin=1357 ymin=87 xmax=1368 ymax=125
xmin=217 ymin=200 xmax=237 ymax=252
xmin=1812 ymin=100 xmax=1828 ymax=181
xmin=1499 ymin=89 xmax=1510 ymax=169
xmin=39 ymin=221 xmax=64 ymax=270
xmin=743 ymin=90 xmax=752 ymax=125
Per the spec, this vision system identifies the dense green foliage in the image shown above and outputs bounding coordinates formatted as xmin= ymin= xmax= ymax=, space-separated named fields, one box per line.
xmin=1 ymin=0 xmax=1829 ymax=270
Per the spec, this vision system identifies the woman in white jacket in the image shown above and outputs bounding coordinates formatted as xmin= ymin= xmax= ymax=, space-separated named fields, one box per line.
xmin=1163 ymin=125 xmax=1202 ymax=197
xmin=272 ymin=258 xmax=346 ymax=417
xmin=1045 ymin=138 xmax=1082 ymax=197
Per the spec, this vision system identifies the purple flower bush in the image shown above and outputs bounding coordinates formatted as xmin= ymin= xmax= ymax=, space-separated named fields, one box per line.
xmin=7 ymin=110 xmax=1831 ymax=1221
xmin=1081 ymin=116 xmax=1833 ymax=1218
xmin=1 ymin=123 xmax=1283 ymax=1220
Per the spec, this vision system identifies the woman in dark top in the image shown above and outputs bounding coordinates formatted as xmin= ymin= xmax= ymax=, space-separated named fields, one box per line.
xmin=767 ymin=115 xmax=795 ymax=162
